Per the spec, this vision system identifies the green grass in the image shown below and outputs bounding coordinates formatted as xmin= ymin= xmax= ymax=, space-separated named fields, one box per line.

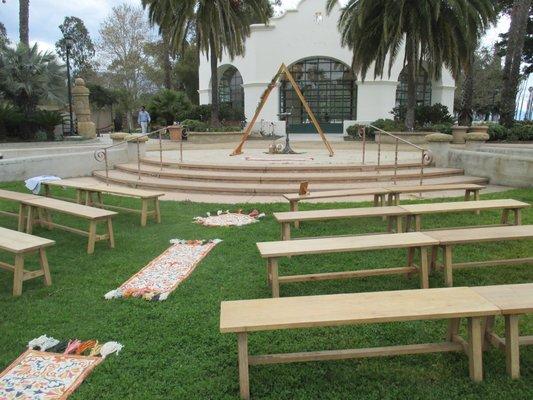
xmin=0 ymin=182 xmax=532 ymax=399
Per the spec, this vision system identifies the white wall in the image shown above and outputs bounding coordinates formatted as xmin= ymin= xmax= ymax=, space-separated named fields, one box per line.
xmin=198 ymin=0 xmax=455 ymax=127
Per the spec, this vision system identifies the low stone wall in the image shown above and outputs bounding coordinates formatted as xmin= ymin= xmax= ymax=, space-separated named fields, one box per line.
xmin=186 ymin=132 xmax=243 ymax=144
xmin=375 ymin=131 xmax=430 ymax=145
xmin=0 ymin=142 xmax=142 ymax=182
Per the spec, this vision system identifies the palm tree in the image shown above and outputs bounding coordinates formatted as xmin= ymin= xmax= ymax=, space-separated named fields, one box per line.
xmin=326 ymin=0 xmax=495 ymax=130
xmin=142 ymin=0 xmax=271 ymax=126
xmin=500 ymin=0 xmax=532 ymax=127
xmin=19 ymin=0 xmax=29 ymax=46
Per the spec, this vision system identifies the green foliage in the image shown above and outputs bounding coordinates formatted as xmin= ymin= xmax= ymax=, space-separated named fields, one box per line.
xmin=0 ymin=22 xmax=9 ymax=50
xmin=392 ymin=104 xmax=453 ymax=126
xmin=185 ymin=105 xmax=213 ymax=122
xmin=366 ymin=119 xmax=404 ymax=137
xmin=486 ymin=122 xmax=508 ymax=141
xmin=147 ymin=89 xmax=192 ymax=126
xmin=0 ymin=103 xmax=24 ymax=140
xmin=508 ymin=121 xmax=533 ymax=141
xmin=183 ymin=104 xmax=245 ymax=123
xmin=88 ymin=84 xmax=118 ymax=110
xmin=180 ymin=119 xmax=208 ymax=132
xmin=345 ymin=124 xmax=361 ymax=137
xmin=55 ymin=16 xmax=96 ymax=78
xmin=424 ymin=123 xmax=453 ymax=134
xmin=32 ymin=110 xmax=63 ymax=140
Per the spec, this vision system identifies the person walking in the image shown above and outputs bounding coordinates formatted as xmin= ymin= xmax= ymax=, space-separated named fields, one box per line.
xmin=138 ymin=106 xmax=151 ymax=134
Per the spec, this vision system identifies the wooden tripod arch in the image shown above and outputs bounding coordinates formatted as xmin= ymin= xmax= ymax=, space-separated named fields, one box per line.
xmin=231 ymin=63 xmax=334 ymax=156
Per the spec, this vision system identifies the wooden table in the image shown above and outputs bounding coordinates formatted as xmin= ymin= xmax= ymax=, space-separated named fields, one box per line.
xmin=220 ymin=287 xmax=500 ymax=399
xmin=472 ymin=283 xmax=533 ymax=379
xmin=426 ymin=225 xmax=533 ymax=286
xmin=43 ymin=181 xmax=164 ymax=226
xmin=18 ymin=197 xmax=117 ymax=254
xmin=0 ymin=227 xmax=54 ymax=296
xmin=401 ymin=199 xmax=529 ymax=232
xmin=257 ymin=232 xmax=439 ymax=297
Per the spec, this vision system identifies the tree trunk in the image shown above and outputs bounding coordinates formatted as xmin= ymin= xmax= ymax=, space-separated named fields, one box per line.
xmin=19 ymin=0 xmax=29 ymax=46
xmin=209 ymin=35 xmax=220 ymax=127
xmin=500 ymin=0 xmax=531 ymax=127
xmin=458 ymin=57 xmax=474 ymax=126
xmin=162 ymin=30 xmax=173 ymax=90
xmin=404 ymin=34 xmax=417 ymax=131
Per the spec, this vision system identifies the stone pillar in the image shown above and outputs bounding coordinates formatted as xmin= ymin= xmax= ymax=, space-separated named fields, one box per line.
xmin=465 ymin=132 xmax=489 ymax=151
xmin=425 ymin=133 xmax=453 ymax=168
xmin=72 ymin=78 xmax=96 ymax=139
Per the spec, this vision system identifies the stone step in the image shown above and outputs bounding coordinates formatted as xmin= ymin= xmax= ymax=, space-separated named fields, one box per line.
xmin=115 ymin=163 xmax=465 ymax=184
xmin=93 ymin=169 xmax=488 ymax=195
xmin=140 ymin=157 xmax=424 ymax=173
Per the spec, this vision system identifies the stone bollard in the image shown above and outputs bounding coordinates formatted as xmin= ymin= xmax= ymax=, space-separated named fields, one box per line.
xmin=126 ymin=134 xmax=149 ymax=161
xmin=109 ymin=132 xmax=129 ymax=145
xmin=72 ymin=78 xmax=96 ymax=139
xmin=465 ymin=132 xmax=489 ymax=150
xmin=425 ymin=133 xmax=453 ymax=168
xmin=451 ymin=125 xmax=469 ymax=144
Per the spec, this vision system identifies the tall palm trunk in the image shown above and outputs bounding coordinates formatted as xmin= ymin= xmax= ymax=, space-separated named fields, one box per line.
xmin=162 ymin=30 xmax=173 ymax=90
xmin=19 ymin=0 xmax=29 ymax=46
xmin=404 ymin=34 xmax=417 ymax=131
xmin=500 ymin=0 xmax=531 ymax=127
xmin=209 ymin=34 xmax=220 ymax=127
xmin=458 ymin=56 xmax=474 ymax=126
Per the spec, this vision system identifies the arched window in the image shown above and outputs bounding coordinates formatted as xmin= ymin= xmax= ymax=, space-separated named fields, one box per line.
xmin=279 ymin=57 xmax=357 ymax=133
xmin=218 ymin=66 xmax=244 ymax=114
xmin=395 ymin=67 xmax=432 ymax=107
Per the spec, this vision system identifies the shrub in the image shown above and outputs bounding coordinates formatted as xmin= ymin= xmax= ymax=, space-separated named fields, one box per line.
xmin=508 ymin=122 xmax=533 ymax=141
xmin=147 ymin=89 xmax=192 ymax=126
xmin=181 ymin=119 xmax=208 ymax=132
xmin=424 ymin=123 xmax=453 ymax=134
xmin=0 ymin=103 xmax=24 ymax=140
xmin=485 ymin=123 xmax=508 ymax=141
xmin=183 ymin=104 xmax=245 ymax=123
xmin=366 ymin=119 xmax=404 ymax=137
xmin=33 ymin=110 xmax=63 ymax=141
xmin=391 ymin=103 xmax=453 ymax=126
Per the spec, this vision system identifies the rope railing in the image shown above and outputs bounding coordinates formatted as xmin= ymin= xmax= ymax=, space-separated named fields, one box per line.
xmin=359 ymin=124 xmax=433 ymax=187
xmin=93 ymin=126 xmax=178 ymax=185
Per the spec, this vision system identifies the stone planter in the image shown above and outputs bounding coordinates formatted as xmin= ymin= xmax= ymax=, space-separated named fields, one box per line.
xmin=425 ymin=133 xmax=453 ymax=168
xmin=167 ymin=126 xmax=184 ymax=141
xmin=469 ymin=125 xmax=489 ymax=134
xmin=451 ymin=125 xmax=469 ymax=144
xmin=465 ymin=132 xmax=489 ymax=150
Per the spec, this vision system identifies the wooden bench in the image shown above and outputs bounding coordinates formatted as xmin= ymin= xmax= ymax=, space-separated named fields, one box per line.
xmin=18 ymin=197 xmax=117 ymax=254
xmin=42 ymin=181 xmax=164 ymax=226
xmin=426 ymin=225 xmax=533 ymax=287
xmin=274 ymin=199 xmax=529 ymax=240
xmin=284 ymin=184 xmax=485 ymax=228
xmin=220 ymin=287 xmax=500 ymax=399
xmin=257 ymin=232 xmax=439 ymax=297
xmin=0 ymin=227 xmax=54 ymax=296
xmin=402 ymin=199 xmax=529 ymax=232
xmin=0 ymin=189 xmax=40 ymax=219
xmin=472 ymin=283 xmax=533 ymax=379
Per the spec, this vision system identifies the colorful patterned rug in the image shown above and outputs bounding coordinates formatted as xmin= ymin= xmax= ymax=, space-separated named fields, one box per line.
xmin=194 ymin=210 xmax=265 ymax=227
xmin=105 ymin=239 xmax=221 ymax=301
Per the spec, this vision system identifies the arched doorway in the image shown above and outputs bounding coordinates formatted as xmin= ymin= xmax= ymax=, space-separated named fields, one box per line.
xmin=218 ymin=66 xmax=244 ymax=115
xmin=279 ymin=57 xmax=357 ymax=133
xmin=395 ymin=67 xmax=432 ymax=107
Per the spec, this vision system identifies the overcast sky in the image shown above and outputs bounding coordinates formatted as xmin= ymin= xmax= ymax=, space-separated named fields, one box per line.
xmin=0 ymin=0 xmax=511 ymax=53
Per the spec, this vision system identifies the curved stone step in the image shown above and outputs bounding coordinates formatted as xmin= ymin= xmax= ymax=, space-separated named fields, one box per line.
xmin=93 ymin=169 xmax=488 ymax=195
xmin=140 ymin=157 xmax=424 ymax=173
xmin=115 ymin=163 xmax=465 ymax=184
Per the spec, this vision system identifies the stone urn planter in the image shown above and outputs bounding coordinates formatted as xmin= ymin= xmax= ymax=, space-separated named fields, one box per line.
xmin=468 ymin=125 xmax=489 ymax=134
xmin=451 ymin=125 xmax=468 ymax=144
xmin=167 ymin=126 xmax=184 ymax=141
xmin=465 ymin=132 xmax=489 ymax=150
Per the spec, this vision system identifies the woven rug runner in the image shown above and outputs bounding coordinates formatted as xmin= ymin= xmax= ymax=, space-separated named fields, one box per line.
xmin=194 ymin=210 xmax=265 ymax=227
xmin=105 ymin=239 xmax=221 ymax=301
xmin=0 ymin=349 xmax=102 ymax=399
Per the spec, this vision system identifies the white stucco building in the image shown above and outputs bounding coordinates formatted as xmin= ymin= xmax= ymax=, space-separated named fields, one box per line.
xmin=198 ymin=0 xmax=455 ymax=134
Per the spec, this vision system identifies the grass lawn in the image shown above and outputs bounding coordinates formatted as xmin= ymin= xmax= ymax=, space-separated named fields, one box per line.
xmin=0 ymin=181 xmax=532 ymax=399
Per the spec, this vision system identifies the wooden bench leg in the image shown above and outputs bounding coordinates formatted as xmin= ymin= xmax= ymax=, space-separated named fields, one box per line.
xmin=501 ymin=210 xmax=509 ymax=225
xmin=266 ymin=259 xmax=272 ymax=287
xmin=271 ymin=258 xmax=279 ymax=298
xmin=17 ymin=204 xmax=26 ymax=232
xmin=87 ymin=221 xmax=97 ymax=254
xmin=140 ymin=199 xmax=148 ymax=227
xmin=387 ymin=193 xmax=394 ymax=206
xmin=107 ymin=218 xmax=115 ymax=249
xmin=237 ymin=333 xmax=250 ymax=400
xmin=464 ymin=190 xmax=471 ymax=201
xmin=407 ymin=247 xmax=415 ymax=277
xmin=26 ymin=206 xmax=34 ymax=234
xmin=514 ymin=209 xmax=522 ymax=225
xmin=75 ymin=189 xmax=82 ymax=204
xmin=414 ymin=215 xmax=421 ymax=231
xmin=290 ymin=201 xmax=299 ymax=228
xmin=468 ymin=317 xmax=484 ymax=382
xmin=396 ymin=215 xmax=403 ymax=233
xmin=505 ymin=315 xmax=520 ymax=379
xmin=419 ymin=247 xmax=429 ymax=289
xmin=447 ymin=318 xmax=461 ymax=342
xmin=482 ymin=316 xmax=495 ymax=351
xmin=474 ymin=190 xmax=480 ymax=215
xmin=281 ymin=222 xmax=291 ymax=240
xmin=373 ymin=194 xmax=379 ymax=207
xmin=155 ymin=198 xmax=161 ymax=223
xmin=39 ymin=248 xmax=52 ymax=286
xmin=443 ymin=245 xmax=453 ymax=287
xmin=405 ymin=215 xmax=412 ymax=232
xmin=13 ymin=254 xmax=24 ymax=296
xmin=430 ymin=245 xmax=439 ymax=273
